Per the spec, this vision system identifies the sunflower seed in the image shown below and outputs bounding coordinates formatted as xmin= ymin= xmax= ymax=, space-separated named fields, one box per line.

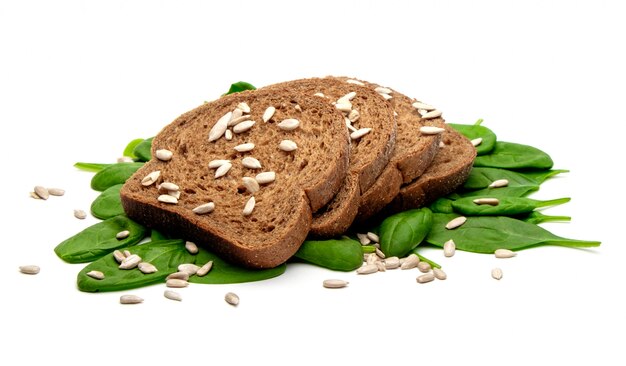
xmin=19 ymin=265 xmax=40 ymax=275
xmin=277 ymin=118 xmax=300 ymax=131
xmin=495 ymin=249 xmax=517 ymax=258
xmin=417 ymin=273 xmax=435 ymax=284
xmin=29 ymin=192 xmax=41 ymax=199
xmin=225 ymin=292 xmax=240 ymax=306
xmin=47 ymin=188 xmax=65 ymax=196
xmin=412 ymin=102 xmax=435 ymax=111
xmin=242 ymin=177 xmax=260 ymax=193
xmin=242 ymin=157 xmax=262 ymax=169
xmin=420 ymin=126 xmax=446 ymax=135
xmin=117 ymin=156 xmax=134 ymax=163
xmin=116 ymin=230 xmax=130 ymax=240
xmin=417 ymin=261 xmax=432 ymax=273
xmin=471 ymin=138 xmax=483 ymax=147
xmin=214 ymin=162 xmax=232 ymax=178
xmin=357 ymin=264 xmax=378 ymax=275
xmin=124 ymin=250 xmax=131 ymax=258
xmin=346 ymin=122 xmax=357 ymax=133
xmin=155 ymin=149 xmax=173 ymax=161
xmin=167 ymin=190 xmax=180 ymax=199
xmin=86 ymin=270 xmax=105 ymax=280
xmin=160 ymin=182 xmax=179 ymax=191
xmin=313 ymin=92 xmax=326 ymax=97
xmin=335 ymin=103 xmax=352 ymax=113
xmin=243 ymin=196 xmax=255 ymax=216
xmin=375 ymin=86 xmax=392 ymax=94
xmin=185 ymin=241 xmax=199 ymax=255
xmin=138 ymin=262 xmax=158 ymax=274
xmin=227 ymin=114 xmax=251 ymax=127
xmin=433 ymin=268 xmax=447 ymax=280
xmin=445 ymin=216 xmax=467 ymax=229
xmin=489 ymin=179 xmax=509 ymax=188
xmin=323 ymin=279 xmax=349 ymax=288
xmin=196 ymin=261 xmax=213 ymax=277
xmin=208 ymin=159 xmax=230 ymax=169
xmin=421 ymin=110 xmax=442 ymax=119
xmin=34 ymin=186 xmax=49 ymax=200
xmin=224 ymin=129 xmax=233 ymax=140
xmin=262 ymin=106 xmax=276 ymax=122
xmin=366 ymin=232 xmax=380 ymax=243
xmin=166 ymin=279 xmax=189 ymax=288
xmin=234 ymin=143 xmax=255 ymax=152
xmin=233 ymin=120 xmax=256 ymax=134
xmin=255 ymin=171 xmax=276 ymax=184
xmin=345 ymin=79 xmax=365 ymax=86
xmin=164 ymin=290 xmax=182 ymax=301
xmin=119 ymin=254 xmax=141 ymax=270
xmin=74 ymin=209 xmax=87 ymax=220
xmin=491 ymin=268 xmax=503 ymax=280
xmin=350 ymin=128 xmax=372 ymax=140
xmin=113 ymin=250 xmax=126 ymax=263
xmin=366 ymin=253 xmax=378 ymax=265
xmin=443 ymin=239 xmax=456 ymax=257
xmin=178 ymin=263 xmax=200 ymax=275
xmin=231 ymin=107 xmax=243 ymax=120
xmin=439 ymin=141 xmax=446 ymax=148
xmin=208 ymin=111 xmax=232 ymax=142
xmin=375 ymin=248 xmax=386 ymax=259
xmin=236 ymin=102 xmax=250 ymax=113
xmin=158 ymin=194 xmax=178 ymax=204
xmin=376 ymin=262 xmax=387 ymax=272
xmin=279 ymin=140 xmax=297 ymax=152
xmin=473 ymin=198 xmax=500 ymax=206
xmin=356 ymin=233 xmax=371 ymax=245
xmin=166 ymin=271 xmax=189 ymax=281
xmin=141 ymin=171 xmax=161 ymax=186
xmin=193 ymin=202 xmax=215 ymax=214
xmin=384 ymin=256 xmax=400 ymax=269
xmin=340 ymin=91 xmax=357 ymax=102
xmin=400 ymin=254 xmax=420 ymax=270
xmin=120 ymin=295 xmax=143 ymax=304
xmin=348 ymin=109 xmax=360 ymax=122
xmin=379 ymin=93 xmax=392 ymax=100
xmin=294 ymin=104 xmax=302 ymax=112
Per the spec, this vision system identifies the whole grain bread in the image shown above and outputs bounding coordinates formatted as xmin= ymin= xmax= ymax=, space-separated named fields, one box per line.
xmin=120 ymin=88 xmax=350 ymax=268
xmin=262 ymin=77 xmax=396 ymax=237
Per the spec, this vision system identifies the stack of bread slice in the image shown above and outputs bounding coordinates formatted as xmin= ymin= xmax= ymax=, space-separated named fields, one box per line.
xmin=120 ymin=77 xmax=476 ymax=268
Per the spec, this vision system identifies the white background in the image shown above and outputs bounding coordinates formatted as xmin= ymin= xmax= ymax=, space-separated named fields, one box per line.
xmin=1 ymin=1 xmax=624 ymax=365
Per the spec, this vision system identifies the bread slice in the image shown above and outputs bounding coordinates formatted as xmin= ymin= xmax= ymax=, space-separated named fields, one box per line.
xmin=382 ymin=124 xmax=476 ymax=214
xmin=262 ymin=77 xmax=396 ymax=237
xmin=336 ymin=78 xmax=444 ymax=223
xmin=120 ymin=88 xmax=350 ymax=268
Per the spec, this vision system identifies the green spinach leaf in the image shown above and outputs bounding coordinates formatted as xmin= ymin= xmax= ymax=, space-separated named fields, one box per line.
xmin=429 ymin=197 xmax=455 ymax=213
xmin=74 ymin=162 xmax=112 ymax=172
xmin=90 ymin=184 xmax=124 ymax=220
xmin=473 ymin=141 xmax=554 ymax=170
xmin=518 ymin=211 xmax=571 ymax=224
xmin=223 ymin=81 xmax=256 ymax=96
xmin=91 ymin=162 xmax=143 ymax=191
xmin=379 ymin=208 xmax=433 ymax=257
xmin=132 ymin=137 xmax=153 ymax=162
xmin=293 ymin=237 xmax=363 ymax=271
xmin=123 ymin=138 xmax=145 ymax=159
xmin=451 ymin=196 xmax=571 ymax=216
xmin=448 ymin=119 xmax=497 ymax=155
xmin=190 ymin=247 xmax=286 ymax=284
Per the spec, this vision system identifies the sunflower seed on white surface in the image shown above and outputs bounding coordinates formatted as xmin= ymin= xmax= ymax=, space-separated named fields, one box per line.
xmin=255 ymin=171 xmax=276 ymax=184
xmin=356 ymin=264 xmax=378 ymax=275
xmin=86 ymin=270 xmax=105 ymax=280
xmin=433 ymin=268 xmax=447 ymax=280
xmin=376 ymin=262 xmax=387 ymax=272
xmin=323 ymin=279 xmax=349 ymax=289
xmin=236 ymin=102 xmax=250 ymax=113
xmin=384 ymin=257 xmax=400 ymax=269
xmin=185 ymin=241 xmax=199 ymax=254
xmin=279 ymin=140 xmax=297 ymax=152
xmin=242 ymin=177 xmax=260 ymax=193
xmin=119 ymin=254 xmax=141 ymax=270
xmin=208 ymin=111 xmax=232 ymax=142
xmin=233 ymin=120 xmax=256 ymax=134
xmin=19 ymin=265 xmax=40 ymax=275
xmin=208 ymin=159 xmax=230 ymax=169
xmin=234 ymin=143 xmax=255 ymax=152
xmin=225 ymin=292 xmax=240 ymax=306
xmin=138 ymin=262 xmax=158 ymax=274
xmin=400 ymin=254 xmax=420 ymax=270
xmin=155 ymin=149 xmax=173 ymax=161
xmin=412 ymin=101 xmax=435 ymax=110
xmin=120 ymin=295 xmax=143 ymax=304
xmin=471 ymin=138 xmax=483 ymax=147
xmin=196 ymin=261 xmax=213 ymax=277
xmin=262 ymin=106 xmax=276 ymax=122
xmin=74 ymin=209 xmax=87 ymax=220
xmin=166 ymin=279 xmax=189 ymax=288
xmin=242 ymin=157 xmax=262 ymax=169
xmin=494 ymin=249 xmax=517 ymax=258
xmin=47 ymin=188 xmax=65 ymax=196
xmin=350 ymin=128 xmax=371 ymax=140
xmin=416 ymin=273 xmax=435 ymax=284
xmin=34 ymin=186 xmax=49 ymax=200
xmin=214 ymin=162 xmax=232 ymax=178
xmin=164 ymin=290 xmax=182 ymax=301
xmin=141 ymin=171 xmax=161 ymax=186
xmin=443 ymin=239 xmax=456 ymax=257
xmin=243 ymin=196 xmax=255 ymax=216
xmin=445 ymin=216 xmax=467 ymax=230
xmin=417 ymin=261 xmax=432 ymax=273
xmin=421 ymin=110 xmax=442 ymax=119
xmin=366 ymin=232 xmax=379 ymax=243
xmin=365 ymin=253 xmax=378 ymax=265
xmin=420 ymin=126 xmax=446 ymax=135
xmin=488 ymin=179 xmax=509 ymax=188
xmin=356 ymin=233 xmax=371 ymax=245
xmin=178 ymin=263 xmax=200 ymax=275
xmin=277 ymin=118 xmax=300 ymax=131
xmin=375 ymin=248 xmax=385 ymax=259
xmin=166 ymin=272 xmax=190 ymax=281
xmin=116 ymin=230 xmax=130 ymax=240
xmin=491 ymin=268 xmax=503 ymax=280
xmin=193 ymin=202 xmax=215 ymax=214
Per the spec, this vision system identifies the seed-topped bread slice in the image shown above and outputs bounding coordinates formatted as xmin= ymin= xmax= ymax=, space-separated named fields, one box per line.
xmin=120 ymin=88 xmax=350 ymax=268
xmin=262 ymin=77 xmax=396 ymax=237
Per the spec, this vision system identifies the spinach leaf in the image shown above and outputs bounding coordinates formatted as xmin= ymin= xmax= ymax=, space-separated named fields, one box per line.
xmin=473 ymin=141 xmax=554 ymax=170
xmin=150 ymin=229 xmax=170 ymax=241
xmin=426 ymin=213 xmax=600 ymax=253
xmin=223 ymin=81 xmax=256 ymax=96
xmin=379 ymin=208 xmax=433 ymax=257
xmin=91 ymin=162 xmax=143 ymax=191
xmin=190 ymin=246 xmax=286 ymax=284
xmin=132 ymin=137 xmax=153 ymax=162
xmin=448 ymin=119 xmax=497 ymax=155
xmin=293 ymin=237 xmax=363 ymax=271
xmin=123 ymin=138 xmax=145 ymax=159
xmin=55 ymin=215 xmax=148 ymax=263
xmin=90 ymin=184 xmax=124 ymax=220
xmin=77 ymin=240 xmax=194 ymax=292
xmin=463 ymin=167 xmax=543 ymax=191
xmin=517 ymin=169 xmax=569 ymax=184
xmin=451 ymin=185 xmax=539 ymax=199
xmin=518 ymin=211 xmax=571 ymax=224
xmin=411 ymin=250 xmax=442 ymax=269
xmin=74 ymin=162 xmax=112 ymax=172
xmin=451 ymin=196 xmax=571 ymax=216
xmin=429 ymin=197 xmax=455 ymax=213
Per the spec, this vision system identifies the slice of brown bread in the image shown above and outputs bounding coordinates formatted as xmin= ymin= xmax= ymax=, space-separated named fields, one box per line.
xmin=381 ymin=124 xmax=476 ymax=214
xmin=262 ymin=77 xmax=396 ymax=237
xmin=336 ymin=78 xmax=444 ymax=223
xmin=120 ymin=88 xmax=350 ymax=268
